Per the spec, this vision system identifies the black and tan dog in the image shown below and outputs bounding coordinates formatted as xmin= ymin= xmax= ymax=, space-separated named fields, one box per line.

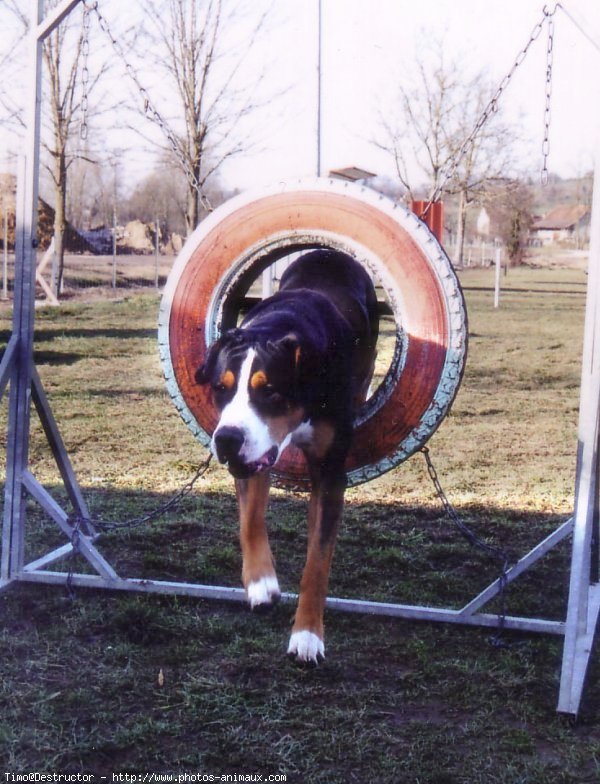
xmin=196 ymin=249 xmax=378 ymax=662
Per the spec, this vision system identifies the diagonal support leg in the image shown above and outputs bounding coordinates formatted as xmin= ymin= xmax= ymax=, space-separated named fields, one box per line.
xmin=460 ymin=518 xmax=574 ymax=619
xmin=30 ymin=362 xmax=93 ymax=533
xmin=21 ymin=470 xmax=117 ymax=581
xmin=0 ymin=335 xmax=18 ymax=401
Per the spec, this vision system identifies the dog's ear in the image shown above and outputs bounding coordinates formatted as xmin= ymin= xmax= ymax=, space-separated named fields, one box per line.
xmin=195 ymin=344 xmax=218 ymax=385
xmin=266 ymin=333 xmax=301 ymax=368
xmin=196 ymin=328 xmax=245 ymax=385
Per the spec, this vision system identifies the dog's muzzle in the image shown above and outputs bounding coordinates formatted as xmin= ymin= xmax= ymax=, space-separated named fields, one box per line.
xmin=213 ymin=426 xmax=278 ymax=478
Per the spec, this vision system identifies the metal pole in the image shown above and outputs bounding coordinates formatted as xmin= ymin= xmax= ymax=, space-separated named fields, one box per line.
xmin=2 ymin=0 xmax=45 ymax=581
xmin=316 ymin=0 xmax=322 ymax=177
xmin=558 ymin=137 xmax=600 ymax=716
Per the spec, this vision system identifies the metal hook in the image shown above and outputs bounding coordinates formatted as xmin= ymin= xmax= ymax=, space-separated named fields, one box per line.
xmin=543 ymin=3 xmax=561 ymax=17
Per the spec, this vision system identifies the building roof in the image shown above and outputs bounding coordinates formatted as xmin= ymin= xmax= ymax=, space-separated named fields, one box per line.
xmin=329 ymin=166 xmax=376 ymax=182
xmin=532 ymin=204 xmax=589 ymax=231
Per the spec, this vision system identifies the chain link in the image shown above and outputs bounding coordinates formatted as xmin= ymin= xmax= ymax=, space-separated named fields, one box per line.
xmin=83 ymin=1 xmax=213 ymax=213
xmin=421 ymin=447 xmax=512 ymax=644
xmin=541 ymin=8 xmax=555 ymax=185
xmin=420 ymin=4 xmax=560 ymax=219
xmin=79 ymin=1 xmax=91 ymax=141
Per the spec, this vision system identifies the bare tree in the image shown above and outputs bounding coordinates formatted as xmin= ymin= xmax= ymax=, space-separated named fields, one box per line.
xmin=42 ymin=2 xmax=113 ymax=292
xmin=140 ymin=0 xmax=270 ymax=236
xmin=375 ymin=50 xmax=464 ymax=202
xmin=374 ymin=41 xmax=519 ymax=264
xmin=2 ymin=1 xmax=109 ymax=294
xmin=0 ymin=1 xmax=28 ymax=135
xmin=491 ymin=180 xmax=535 ymax=265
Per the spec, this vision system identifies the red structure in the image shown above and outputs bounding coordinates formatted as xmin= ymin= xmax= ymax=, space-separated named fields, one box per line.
xmin=411 ymin=200 xmax=445 ymax=245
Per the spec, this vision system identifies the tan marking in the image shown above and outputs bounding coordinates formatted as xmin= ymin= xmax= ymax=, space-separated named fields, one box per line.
xmin=296 ymin=421 xmax=335 ymax=460
xmin=250 ymin=370 xmax=268 ymax=389
xmin=221 ymin=369 xmax=235 ymax=389
xmin=266 ymin=406 xmax=306 ymax=445
xmin=235 ymin=473 xmax=276 ymax=589
xmin=294 ymin=346 xmax=301 ymax=366
xmin=292 ymin=482 xmax=344 ymax=642
xmin=308 ymin=421 xmax=335 ymax=459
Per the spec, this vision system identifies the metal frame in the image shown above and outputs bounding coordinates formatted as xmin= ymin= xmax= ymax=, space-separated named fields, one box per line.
xmin=1 ymin=0 xmax=599 ymax=717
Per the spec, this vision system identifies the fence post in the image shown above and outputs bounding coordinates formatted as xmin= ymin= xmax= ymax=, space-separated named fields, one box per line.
xmin=494 ymin=246 xmax=502 ymax=308
xmin=2 ymin=202 xmax=8 ymax=300
xmin=154 ymin=217 xmax=160 ymax=288
xmin=111 ymin=206 xmax=117 ymax=289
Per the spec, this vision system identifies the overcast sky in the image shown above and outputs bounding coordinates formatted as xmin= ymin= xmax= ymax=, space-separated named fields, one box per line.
xmin=1 ymin=0 xmax=599 ymax=193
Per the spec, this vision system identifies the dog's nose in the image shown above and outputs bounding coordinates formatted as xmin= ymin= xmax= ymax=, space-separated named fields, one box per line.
xmin=214 ymin=426 xmax=245 ymax=464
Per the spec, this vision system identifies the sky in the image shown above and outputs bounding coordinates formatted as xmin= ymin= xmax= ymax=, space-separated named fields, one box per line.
xmin=1 ymin=0 xmax=599 ymax=193
xmin=219 ymin=0 xmax=600 ymax=190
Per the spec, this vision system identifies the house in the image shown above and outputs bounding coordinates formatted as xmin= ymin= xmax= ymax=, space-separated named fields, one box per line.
xmin=530 ymin=204 xmax=590 ymax=247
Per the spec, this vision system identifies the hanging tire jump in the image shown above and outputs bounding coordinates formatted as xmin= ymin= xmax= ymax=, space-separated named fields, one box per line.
xmin=158 ymin=178 xmax=467 ymax=489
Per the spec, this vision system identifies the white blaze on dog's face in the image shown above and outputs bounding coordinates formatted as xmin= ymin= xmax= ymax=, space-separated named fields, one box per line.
xmin=204 ymin=345 xmax=305 ymax=478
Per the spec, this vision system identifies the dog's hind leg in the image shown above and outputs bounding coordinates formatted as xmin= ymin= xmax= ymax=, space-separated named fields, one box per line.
xmin=236 ymin=473 xmax=281 ymax=611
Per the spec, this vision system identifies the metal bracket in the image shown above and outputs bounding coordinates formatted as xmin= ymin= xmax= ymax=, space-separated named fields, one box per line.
xmin=1 ymin=0 xmax=599 ymax=721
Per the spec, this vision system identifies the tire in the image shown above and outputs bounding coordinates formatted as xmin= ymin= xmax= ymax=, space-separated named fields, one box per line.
xmin=159 ymin=178 xmax=467 ymax=489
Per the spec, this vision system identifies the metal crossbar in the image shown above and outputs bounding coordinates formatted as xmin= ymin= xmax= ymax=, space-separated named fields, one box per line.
xmin=1 ymin=0 xmax=599 ymax=719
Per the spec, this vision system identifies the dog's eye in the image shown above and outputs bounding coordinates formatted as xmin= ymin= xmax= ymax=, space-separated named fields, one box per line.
xmin=263 ymin=385 xmax=284 ymax=404
xmin=212 ymin=382 xmax=230 ymax=395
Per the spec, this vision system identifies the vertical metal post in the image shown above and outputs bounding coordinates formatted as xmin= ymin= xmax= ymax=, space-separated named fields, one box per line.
xmin=558 ymin=143 xmax=600 ymax=715
xmin=316 ymin=0 xmax=323 ymax=177
xmin=2 ymin=0 xmax=45 ymax=581
xmin=261 ymin=266 xmax=273 ymax=299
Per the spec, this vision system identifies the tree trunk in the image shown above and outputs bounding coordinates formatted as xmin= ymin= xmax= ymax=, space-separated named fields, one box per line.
xmin=52 ymin=153 xmax=67 ymax=295
xmin=453 ymin=189 xmax=467 ymax=267
xmin=185 ymin=184 xmax=198 ymax=238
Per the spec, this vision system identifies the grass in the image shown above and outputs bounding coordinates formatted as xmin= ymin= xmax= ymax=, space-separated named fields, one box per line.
xmin=0 ymin=263 xmax=599 ymax=782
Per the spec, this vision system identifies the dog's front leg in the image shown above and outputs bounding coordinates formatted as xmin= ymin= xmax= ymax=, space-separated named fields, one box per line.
xmin=235 ymin=472 xmax=280 ymax=610
xmin=287 ymin=466 xmax=345 ymax=663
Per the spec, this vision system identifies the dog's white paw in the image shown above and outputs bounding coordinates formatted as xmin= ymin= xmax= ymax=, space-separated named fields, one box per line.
xmin=287 ymin=630 xmax=325 ymax=663
xmin=246 ymin=575 xmax=281 ymax=610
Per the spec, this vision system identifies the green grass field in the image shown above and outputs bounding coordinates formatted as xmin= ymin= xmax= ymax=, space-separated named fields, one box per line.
xmin=0 ymin=264 xmax=598 ymax=782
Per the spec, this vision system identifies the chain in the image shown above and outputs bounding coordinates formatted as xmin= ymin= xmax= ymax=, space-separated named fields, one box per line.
xmin=541 ymin=8 xmax=555 ymax=185
xmin=83 ymin=1 xmax=213 ymax=213
xmin=65 ymin=453 xmax=212 ymax=595
xmin=66 ymin=517 xmax=82 ymax=600
xmin=419 ymin=4 xmax=560 ymax=220
xmin=79 ymin=1 xmax=91 ymax=141
xmin=421 ymin=447 xmax=512 ymax=645
xmin=68 ymin=453 xmax=212 ymax=536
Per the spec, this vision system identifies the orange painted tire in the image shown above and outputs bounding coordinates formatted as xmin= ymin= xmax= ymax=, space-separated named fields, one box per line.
xmin=159 ymin=179 xmax=467 ymax=489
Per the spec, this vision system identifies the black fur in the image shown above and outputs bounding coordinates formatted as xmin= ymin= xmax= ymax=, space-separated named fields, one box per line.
xmin=197 ymin=249 xmax=378 ymax=430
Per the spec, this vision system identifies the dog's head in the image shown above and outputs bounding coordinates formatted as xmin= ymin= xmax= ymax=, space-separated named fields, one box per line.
xmin=196 ymin=329 xmax=306 ymax=478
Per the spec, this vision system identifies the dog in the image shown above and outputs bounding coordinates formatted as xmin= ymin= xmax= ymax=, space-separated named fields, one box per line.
xmin=196 ymin=249 xmax=379 ymax=662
